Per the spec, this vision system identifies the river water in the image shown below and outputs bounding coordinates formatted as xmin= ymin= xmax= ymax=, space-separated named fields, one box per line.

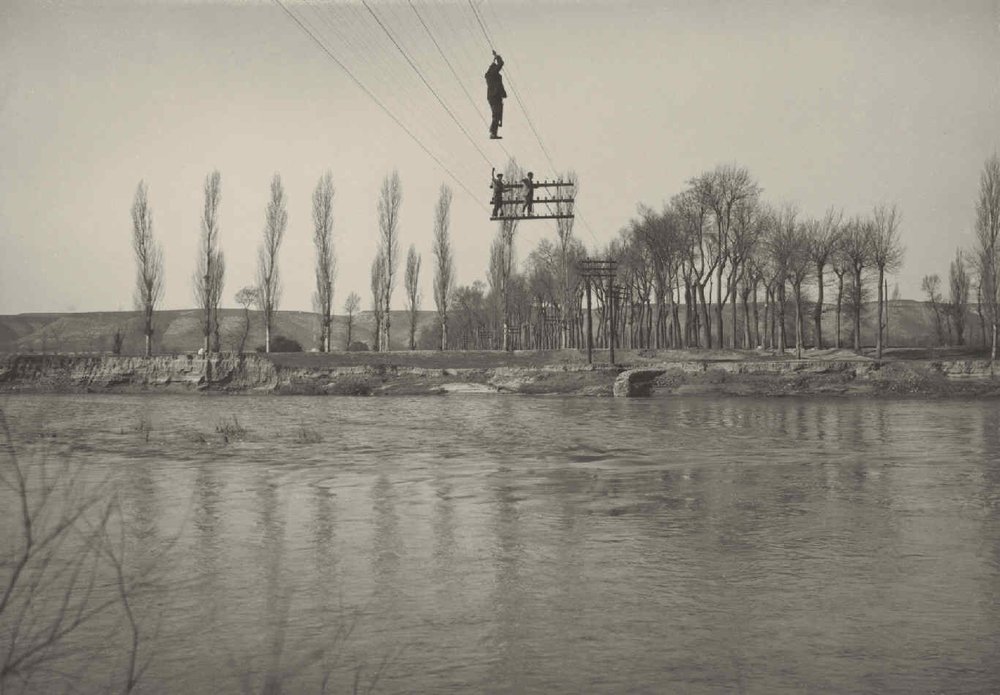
xmin=1 ymin=394 xmax=999 ymax=694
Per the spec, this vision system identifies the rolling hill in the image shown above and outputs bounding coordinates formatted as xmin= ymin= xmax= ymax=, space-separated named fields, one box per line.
xmin=0 ymin=301 xmax=989 ymax=354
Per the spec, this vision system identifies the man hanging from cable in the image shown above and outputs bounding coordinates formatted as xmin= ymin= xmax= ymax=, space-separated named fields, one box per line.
xmin=485 ymin=51 xmax=506 ymax=140
xmin=490 ymin=168 xmax=505 ymax=218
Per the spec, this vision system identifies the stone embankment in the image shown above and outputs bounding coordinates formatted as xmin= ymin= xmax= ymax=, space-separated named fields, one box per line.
xmin=0 ymin=353 xmax=617 ymax=396
xmin=1 ymin=353 xmax=997 ymax=397
xmin=613 ymin=359 xmax=999 ymax=397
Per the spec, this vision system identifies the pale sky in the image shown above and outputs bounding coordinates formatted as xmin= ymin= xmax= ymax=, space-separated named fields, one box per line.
xmin=1 ymin=0 xmax=998 ymax=314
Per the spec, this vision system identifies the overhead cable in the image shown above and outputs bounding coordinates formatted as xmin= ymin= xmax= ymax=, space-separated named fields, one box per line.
xmin=362 ymin=0 xmax=495 ymax=169
xmin=273 ymin=0 xmax=488 ymax=212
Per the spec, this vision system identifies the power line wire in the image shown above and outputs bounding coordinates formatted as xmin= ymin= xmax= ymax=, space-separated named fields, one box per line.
xmin=383 ymin=1 xmax=494 ymax=178
xmin=313 ymin=2 xmax=490 ymax=201
xmin=408 ymin=0 xmax=513 ymax=163
xmin=472 ymin=1 xmax=555 ymax=173
xmin=312 ymin=2 xmax=482 ymax=185
xmin=361 ymin=0 xmax=496 ymax=169
xmin=273 ymin=0 xmax=487 ymax=212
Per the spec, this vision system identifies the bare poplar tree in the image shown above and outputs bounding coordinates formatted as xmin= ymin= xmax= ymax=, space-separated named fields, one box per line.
xmin=974 ymin=154 xmax=1000 ymax=361
xmin=497 ymin=159 xmax=523 ymax=351
xmin=131 ymin=181 xmax=163 ymax=357
xmin=257 ymin=174 xmax=287 ymax=353
xmin=312 ymin=172 xmax=336 ymax=352
xmin=949 ymin=249 xmax=970 ymax=346
xmin=488 ymin=233 xmax=511 ymax=349
xmin=974 ymin=265 xmax=988 ymax=347
xmin=555 ymin=172 xmax=578 ymax=348
xmin=194 ymin=171 xmax=222 ymax=355
xmin=376 ymin=170 xmax=402 ymax=351
xmin=404 ymin=244 xmax=422 ymax=350
xmin=343 ymin=291 xmax=361 ymax=349
xmin=210 ymin=252 xmax=225 ymax=352
xmin=371 ymin=249 xmax=386 ymax=351
xmin=432 ymin=184 xmax=455 ymax=350
xmin=870 ymin=203 xmax=904 ymax=360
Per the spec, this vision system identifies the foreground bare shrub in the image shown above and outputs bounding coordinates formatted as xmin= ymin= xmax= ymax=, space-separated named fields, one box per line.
xmin=0 ymin=409 xmax=169 ymax=693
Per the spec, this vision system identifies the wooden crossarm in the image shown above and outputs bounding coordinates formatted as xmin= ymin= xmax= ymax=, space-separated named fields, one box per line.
xmin=497 ymin=197 xmax=574 ymax=204
xmin=500 ymin=181 xmax=573 ymax=189
xmin=489 ymin=213 xmax=576 ymax=221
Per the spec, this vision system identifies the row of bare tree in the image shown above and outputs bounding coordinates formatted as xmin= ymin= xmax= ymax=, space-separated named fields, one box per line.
xmin=131 ymin=168 xmax=464 ymax=355
xmin=449 ymin=162 xmax=910 ymax=358
xmin=129 ymin=156 xmax=1000 ymax=358
xmin=366 ymin=171 xmax=462 ymax=351
xmin=130 ymin=171 xmax=338 ymax=355
xmin=609 ymin=181 xmax=905 ymax=359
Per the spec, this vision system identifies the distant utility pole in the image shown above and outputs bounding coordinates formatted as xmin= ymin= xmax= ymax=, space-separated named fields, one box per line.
xmin=579 ymin=258 xmax=617 ymax=365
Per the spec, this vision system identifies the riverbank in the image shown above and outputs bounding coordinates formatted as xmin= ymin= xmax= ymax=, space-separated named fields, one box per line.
xmin=1 ymin=350 xmax=998 ymax=397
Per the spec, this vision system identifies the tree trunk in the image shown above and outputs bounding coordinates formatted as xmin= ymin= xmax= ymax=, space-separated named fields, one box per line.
xmin=730 ymin=275 xmax=739 ymax=349
xmin=884 ymin=276 xmax=890 ymax=349
xmin=715 ymin=270 xmax=724 ymax=349
xmin=876 ymin=266 xmax=885 ymax=360
xmin=794 ymin=282 xmax=803 ymax=359
xmin=853 ymin=270 xmax=863 ymax=353
xmin=777 ymin=283 xmax=787 ymax=354
xmin=698 ymin=283 xmax=712 ymax=349
xmin=742 ymin=288 xmax=752 ymax=349
xmin=684 ymin=281 xmax=695 ymax=347
xmin=835 ymin=275 xmax=844 ymax=349
xmin=976 ymin=285 xmax=987 ymax=348
xmin=239 ymin=309 xmax=249 ymax=355
xmin=814 ymin=263 xmax=825 ymax=349
xmin=383 ymin=299 xmax=391 ymax=352
xmin=765 ymin=286 xmax=773 ymax=350
xmin=672 ymin=276 xmax=682 ymax=349
xmin=762 ymin=286 xmax=770 ymax=350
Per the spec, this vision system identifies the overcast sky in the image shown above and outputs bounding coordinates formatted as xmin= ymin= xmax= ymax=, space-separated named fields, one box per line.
xmin=1 ymin=0 xmax=998 ymax=314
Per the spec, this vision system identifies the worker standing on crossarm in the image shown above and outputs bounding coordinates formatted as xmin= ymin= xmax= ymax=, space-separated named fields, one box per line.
xmin=521 ymin=171 xmax=535 ymax=216
xmin=491 ymin=168 xmax=505 ymax=218
xmin=485 ymin=51 xmax=506 ymax=139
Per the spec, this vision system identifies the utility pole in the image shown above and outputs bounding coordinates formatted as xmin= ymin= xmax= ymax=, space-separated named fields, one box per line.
xmin=579 ymin=258 xmax=617 ymax=365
